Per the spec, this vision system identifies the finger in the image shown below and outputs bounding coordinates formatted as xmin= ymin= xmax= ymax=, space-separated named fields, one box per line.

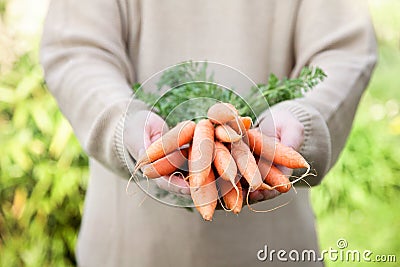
xmin=257 ymin=113 xmax=278 ymax=138
xmin=125 ymin=111 xmax=168 ymax=158
xmin=249 ymin=190 xmax=264 ymax=202
xmin=259 ymin=189 xmax=281 ymax=200
xmin=143 ymin=132 xmax=153 ymax=150
xmin=154 ymin=175 xmax=190 ymax=195
xmin=147 ymin=132 xmax=161 ymax=147
xmin=144 ymin=112 xmax=169 ymax=148
xmin=125 ymin=118 xmax=147 ymax=159
xmin=249 ymin=189 xmax=281 ymax=203
xmin=244 ymin=189 xmax=258 ymax=205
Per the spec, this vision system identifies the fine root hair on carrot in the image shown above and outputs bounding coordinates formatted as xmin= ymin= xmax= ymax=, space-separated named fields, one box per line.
xmin=218 ymin=178 xmax=241 ymax=213
xmin=258 ymin=159 xmax=291 ymax=193
xmin=245 ymin=189 xmax=293 ymax=213
xmin=125 ymin=173 xmax=139 ymax=196
xmin=134 ymin=120 xmax=196 ymax=172
xmin=233 ymin=115 xmax=243 ymax=137
xmin=262 ymin=164 xmax=314 ymax=192
xmin=246 ymin=166 xmax=315 ymax=213
xmin=293 ymin=174 xmax=312 ymax=189
xmin=226 ymin=181 xmax=241 ymax=214
xmin=125 ymin=172 xmax=149 ymax=209
xmin=231 ymin=182 xmax=240 ymax=213
xmin=244 ymin=182 xmax=298 ymax=214
xmin=138 ymin=194 xmax=148 ymax=207
xmin=218 ymin=180 xmax=241 ymax=214
xmin=281 ymin=164 xmax=315 ymax=189
xmin=217 ymin=192 xmax=230 ymax=212
xmin=232 ymin=181 xmax=242 ymax=214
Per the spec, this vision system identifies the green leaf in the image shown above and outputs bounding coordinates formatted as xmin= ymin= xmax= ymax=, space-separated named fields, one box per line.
xmin=132 ymin=62 xmax=326 ymax=126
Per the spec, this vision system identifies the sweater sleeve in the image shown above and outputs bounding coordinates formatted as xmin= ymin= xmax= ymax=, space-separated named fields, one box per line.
xmin=263 ymin=0 xmax=377 ymax=185
xmin=40 ymin=0 xmax=148 ymax=177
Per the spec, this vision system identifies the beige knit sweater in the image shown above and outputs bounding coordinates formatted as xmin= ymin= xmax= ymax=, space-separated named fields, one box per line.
xmin=40 ymin=0 xmax=376 ymax=266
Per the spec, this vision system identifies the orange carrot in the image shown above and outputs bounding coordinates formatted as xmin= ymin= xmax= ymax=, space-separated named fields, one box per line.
xmin=258 ymin=158 xmax=291 ymax=193
xmin=135 ymin=120 xmax=195 ymax=171
xmin=247 ymin=128 xmax=275 ymax=159
xmin=226 ymin=118 xmax=246 ymax=135
xmin=207 ymin=102 xmax=238 ymax=125
xmin=141 ymin=149 xmax=188 ymax=178
xmin=190 ymin=168 xmax=218 ymax=221
xmin=215 ymin=124 xmax=242 ymax=143
xmin=230 ymin=140 xmax=271 ymax=191
xmin=241 ymin=116 xmax=253 ymax=130
xmin=265 ymin=165 xmax=292 ymax=193
xmin=248 ymin=129 xmax=309 ymax=169
xmin=213 ymin=142 xmax=237 ymax=182
xmin=189 ymin=119 xmax=215 ymax=189
xmin=224 ymin=103 xmax=238 ymax=113
xmin=219 ymin=179 xmax=243 ymax=214
xmin=226 ymin=118 xmax=249 ymax=145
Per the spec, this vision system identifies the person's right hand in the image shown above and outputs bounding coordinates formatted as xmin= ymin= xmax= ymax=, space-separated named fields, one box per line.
xmin=124 ymin=110 xmax=190 ymax=195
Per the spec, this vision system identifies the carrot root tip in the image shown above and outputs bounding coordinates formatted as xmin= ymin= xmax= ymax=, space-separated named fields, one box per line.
xmin=233 ymin=208 xmax=241 ymax=215
xmin=259 ymin=183 xmax=273 ymax=191
xmin=203 ymin=215 xmax=213 ymax=221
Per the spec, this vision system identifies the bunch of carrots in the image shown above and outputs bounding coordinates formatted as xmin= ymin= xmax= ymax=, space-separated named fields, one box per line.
xmin=134 ymin=102 xmax=310 ymax=221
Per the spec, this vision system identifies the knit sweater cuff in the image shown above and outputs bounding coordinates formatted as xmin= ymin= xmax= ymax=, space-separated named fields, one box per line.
xmin=258 ymin=100 xmax=332 ymax=186
xmin=113 ymin=99 xmax=149 ymax=178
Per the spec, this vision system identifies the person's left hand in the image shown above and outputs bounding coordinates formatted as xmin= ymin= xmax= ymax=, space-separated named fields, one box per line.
xmin=247 ymin=108 xmax=305 ymax=204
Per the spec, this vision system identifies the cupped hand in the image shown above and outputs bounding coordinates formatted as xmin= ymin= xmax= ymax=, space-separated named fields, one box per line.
xmin=124 ymin=110 xmax=190 ymax=195
xmin=248 ymin=108 xmax=304 ymax=203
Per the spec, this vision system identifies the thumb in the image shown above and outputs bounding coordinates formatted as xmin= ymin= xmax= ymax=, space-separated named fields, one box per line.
xmin=148 ymin=132 xmax=162 ymax=146
xmin=257 ymin=112 xmax=277 ymax=138
xmin=279 ymin=127 xmax=304 ymax=152
xmin=124 ymin=111 xmax=152 ymax=160
xmin=278 ymin=114 xmax=304 ymax=151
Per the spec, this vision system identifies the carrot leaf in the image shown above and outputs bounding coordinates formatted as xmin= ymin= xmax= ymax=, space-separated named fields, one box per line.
xmin=132 ymin=61 xmax=326 ymax=126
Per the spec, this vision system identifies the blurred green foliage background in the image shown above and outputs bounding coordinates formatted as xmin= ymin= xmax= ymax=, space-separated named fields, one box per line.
xmin=311 ymin=1 xmax=400 ymax=266
xmin=0 ymin=0 xmax=399 ymax=266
